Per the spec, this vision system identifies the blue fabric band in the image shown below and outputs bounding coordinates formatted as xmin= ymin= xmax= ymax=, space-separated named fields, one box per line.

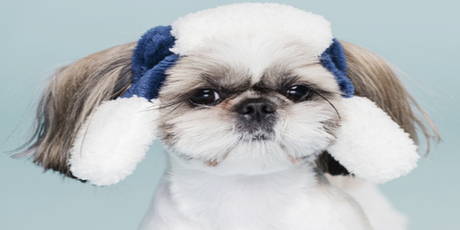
xmin=320 ymin=39 xmax=354 ymax=97
xmin=122 ymin=25 xmax=178 ymax=100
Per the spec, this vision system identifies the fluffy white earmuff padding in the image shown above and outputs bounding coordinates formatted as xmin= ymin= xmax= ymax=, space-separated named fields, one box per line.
xmin=327 ymin=96 xmax=419 ymax=184
xmin=69 ymin=96 xmax=159 ymax=186
xmin=170 ymin=3 xmax=333 ymax=57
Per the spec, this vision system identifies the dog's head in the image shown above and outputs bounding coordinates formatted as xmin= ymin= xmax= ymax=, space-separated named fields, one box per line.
xmin=157 ymin=34 xmax=343 ymax=175
xmin=19 ymin=3 xmax=438 ymax=186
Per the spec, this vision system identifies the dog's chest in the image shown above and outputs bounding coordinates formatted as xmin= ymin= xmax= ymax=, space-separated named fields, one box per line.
xmin=166 ymin=165 xmax=371 ymax=230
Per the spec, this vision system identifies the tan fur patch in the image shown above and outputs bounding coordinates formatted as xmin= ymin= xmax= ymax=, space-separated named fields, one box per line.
xmin=205 ymin=159 xmax=220 ymax=167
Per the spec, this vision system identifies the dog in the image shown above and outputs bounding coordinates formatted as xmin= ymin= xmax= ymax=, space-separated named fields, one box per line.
xmin=17 ymin=3 xmax=439 ymax=230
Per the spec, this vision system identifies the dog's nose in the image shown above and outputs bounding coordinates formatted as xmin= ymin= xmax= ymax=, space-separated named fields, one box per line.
xmin=236 ymin=98 xmax=276 ymax=122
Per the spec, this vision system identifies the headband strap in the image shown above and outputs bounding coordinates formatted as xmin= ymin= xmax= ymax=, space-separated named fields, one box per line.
xmin=320 ymin=39 xmax=354 ymax=97
xmin=122 ymin=26 xmax=178 ymax=100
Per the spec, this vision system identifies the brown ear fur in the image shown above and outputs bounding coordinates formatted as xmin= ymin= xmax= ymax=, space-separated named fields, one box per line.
xmin=316 ymin=41 xmax=440 ymax=176
xmin=15 ymin=42 xmax=136 ymax=178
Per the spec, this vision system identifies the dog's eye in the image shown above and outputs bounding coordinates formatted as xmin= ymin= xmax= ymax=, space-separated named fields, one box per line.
xmin=286 ymin=85 xmax=313 ymax=102
xmin=190 ymin=89 xmax=221 ymax=105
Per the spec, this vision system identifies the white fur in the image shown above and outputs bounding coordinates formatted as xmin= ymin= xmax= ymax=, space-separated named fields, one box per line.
xmin=139 ymin=160 xmax=372 ymax=230
xmin=170 ymin=3 xmax=333 ymax=57
xmin=69 ymin=96 xmax=158 ymax=186
xmin=328 ymin=176 xmax=408 ymax=230
xmin=328 ymin=96 xmax=419 ymax=184
xmin=192 ymin=34 xmax=322 ymax=83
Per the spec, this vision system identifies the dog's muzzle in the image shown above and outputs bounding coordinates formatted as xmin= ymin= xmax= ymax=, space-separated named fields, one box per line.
xmin=235 ymin=98 xmax=277 ymax=139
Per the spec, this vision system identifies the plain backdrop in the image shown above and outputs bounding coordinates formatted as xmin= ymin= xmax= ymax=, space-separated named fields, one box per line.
xmin=1 ymin=0 xmax=459 ymax=229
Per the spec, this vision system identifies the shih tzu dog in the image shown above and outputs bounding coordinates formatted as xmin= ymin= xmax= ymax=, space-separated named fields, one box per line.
xmin=18 ymin=3 xmax=439 ymax=230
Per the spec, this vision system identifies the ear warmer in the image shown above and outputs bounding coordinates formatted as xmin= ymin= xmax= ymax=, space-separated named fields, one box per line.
xmin=69 ymin=3 xmax=419 ymax=186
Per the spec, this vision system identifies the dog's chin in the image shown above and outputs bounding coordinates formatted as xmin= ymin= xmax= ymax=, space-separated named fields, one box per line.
xmin=167 ymin=138 xmax=309 ymax=176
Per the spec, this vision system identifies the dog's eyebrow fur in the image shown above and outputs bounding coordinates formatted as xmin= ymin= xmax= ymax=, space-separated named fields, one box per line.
xmin=199 ymin=71 xmax=252 ymax=96
xmin=201 ymin=72 xmax=251 ymax=92
xmin=252 ymin=72 xmax=298 ymax=93
xmin=254 ymin=69 xmax=337 ymax=98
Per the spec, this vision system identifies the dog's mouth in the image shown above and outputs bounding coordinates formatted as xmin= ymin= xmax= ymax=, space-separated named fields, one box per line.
xmin=239 ymin=130 xmax=275 ymax=142
xmin=251 ymin=133 xmax=271 ymax=141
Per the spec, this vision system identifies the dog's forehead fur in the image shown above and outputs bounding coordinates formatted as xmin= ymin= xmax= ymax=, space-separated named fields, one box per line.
xmin=160 ymin=35 xmax=341 ymax=102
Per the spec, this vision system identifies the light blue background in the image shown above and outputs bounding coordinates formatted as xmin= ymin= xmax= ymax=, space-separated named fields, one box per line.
xmin=1 ymin=0 xmax=458 ymax=229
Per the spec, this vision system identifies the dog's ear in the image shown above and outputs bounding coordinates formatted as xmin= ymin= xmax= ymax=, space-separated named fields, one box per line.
xmin=18 ymin=26 xmax=178 ymax=186
xmin=322 ymin=41 xmax=439 ymax=183
xmin=16 ymin=42 xmax=137 ymax=181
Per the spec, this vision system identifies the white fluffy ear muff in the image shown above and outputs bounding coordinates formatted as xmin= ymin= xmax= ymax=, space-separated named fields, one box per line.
xmin=69 ymin=96 xmax=159 ymax=186
xmin=327 ymin=96 xmax=419 ymax=184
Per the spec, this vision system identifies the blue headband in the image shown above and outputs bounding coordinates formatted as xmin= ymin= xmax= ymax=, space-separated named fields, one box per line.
xmin=122 ymin=26 xmax=354 ymax=100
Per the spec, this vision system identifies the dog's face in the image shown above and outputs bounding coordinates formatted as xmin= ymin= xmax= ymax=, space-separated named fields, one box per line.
xmin=157 ymin=35 xmax=343 ymax=175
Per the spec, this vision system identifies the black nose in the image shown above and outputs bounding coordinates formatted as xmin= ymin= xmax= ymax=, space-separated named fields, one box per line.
xmin=236 ymin=98 xmax=277 ymax=122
